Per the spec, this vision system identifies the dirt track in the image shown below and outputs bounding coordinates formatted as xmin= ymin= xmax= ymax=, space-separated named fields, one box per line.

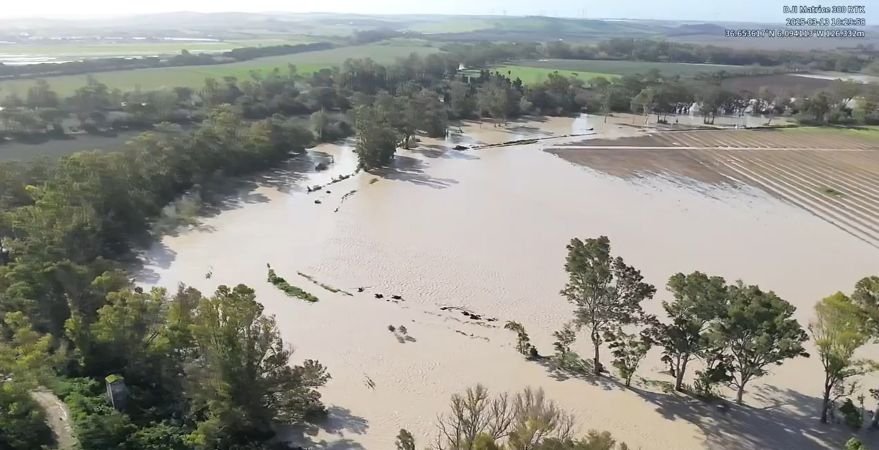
xmin=548 ymin=129 xmax=879 ymax=249
xmin=31 ymin=389 xmax=76 ymax=450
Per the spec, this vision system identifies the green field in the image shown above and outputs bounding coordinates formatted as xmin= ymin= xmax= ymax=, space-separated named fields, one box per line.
xmin=781 ymin=126 xmax=879 ymax=140
xmin=408 ymin=18 xmax=494 ymax=34
xmin=481 ymin=65 xmax=618 ymax=85
xmin=0 ymin=38 xmax=318 ymax=62
xmin=0 ymin=40 xmax=440 ymax=95
xmin=513 ymin=59 xmax=764 ymax=77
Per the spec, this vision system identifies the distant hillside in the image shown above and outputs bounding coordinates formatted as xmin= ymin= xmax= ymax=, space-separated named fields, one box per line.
xmin=1 ymin=12 xmax=875 ymax=51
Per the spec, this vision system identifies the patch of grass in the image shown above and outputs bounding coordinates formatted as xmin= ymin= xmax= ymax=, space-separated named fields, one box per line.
xmin=0 ymin=40 xmax=441 ymax=95
xmin=781 ymin=126 xmax=879 ymax=140
xmin=267 ymin=266 xmax=319 ymax=302
xmin=471 ymin=65 xmax=617 ymax=85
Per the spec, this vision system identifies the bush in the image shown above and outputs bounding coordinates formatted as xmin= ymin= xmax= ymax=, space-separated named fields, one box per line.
xmin=839 ymin=398 xmax=862 ymax=430
xmin=266 ymin=266 xmax=319 ymax=302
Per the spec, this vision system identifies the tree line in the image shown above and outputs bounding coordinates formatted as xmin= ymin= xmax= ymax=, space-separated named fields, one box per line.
xmin=0 ymin=98 xmax=322 ymax=449
xmin=542 ymin=38 xmax=871 ymax=73
xmin=504 ymin=236 xmax=879 ymax=434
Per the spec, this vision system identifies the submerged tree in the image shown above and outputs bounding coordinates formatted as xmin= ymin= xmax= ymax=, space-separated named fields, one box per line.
xmin=810 ymin=292 xmax=872 ymax=424
xmin=396 ymin=428 xmax=416 ymax=450
xmin=552 ymin=323 xmax=579 ymax=371
xmin=608 ymin=331 xmax=651 ymax=387
xmin=847 ymin=276 xmax=879 ymax=427
xmin=504 ymin=321 xmax=536 ymax=358
xmin=653 ymin=272 xmax=728 ymax=391
xmin=561 ymin=236 xmax=655 ymax=375
xmin=712 ymin=282 xmax=808 ymax=404
xmin=353 ymin=105 xmax=397 ymax=170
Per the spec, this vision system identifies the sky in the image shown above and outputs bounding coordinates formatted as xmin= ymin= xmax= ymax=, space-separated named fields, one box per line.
xmin=0 ymin=0 xmax=875 ymax=23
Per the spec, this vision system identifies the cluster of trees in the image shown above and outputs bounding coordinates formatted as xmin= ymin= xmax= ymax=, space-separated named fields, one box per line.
xmin=1 ymin=282 xmax=330 ymax=450
xmin=0 ymin=99 xmax=322 ymax=448
xmin=396 ymin=385 xmax=629 ymax=450
xmin=0 ymin=42 xmax=333 ymax=80
xmin=508 ymin=236 xmax=878 ymax=426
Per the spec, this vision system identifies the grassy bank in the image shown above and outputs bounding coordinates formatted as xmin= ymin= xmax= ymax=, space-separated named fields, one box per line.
xmin=781 ymin=125 xmax=879 ymax=140
xmin=0 ymin=40 xmax=441 ymax=95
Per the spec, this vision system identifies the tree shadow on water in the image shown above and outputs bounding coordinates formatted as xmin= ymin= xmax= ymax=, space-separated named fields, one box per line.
xmin=628 ymin=383 xmax=875 ymax=450
xmin=274 ymin=405 xmax=369 ymax=450
xmin=531 ymin=354 xmax=618 ymax=391
xmin=375 ymin=155 xmax=458 ymax=189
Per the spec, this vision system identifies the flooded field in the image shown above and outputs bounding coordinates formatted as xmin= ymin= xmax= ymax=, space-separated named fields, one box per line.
xmin=550 ymin=129 xmax=879 ymax=248
xmin=139 ymin=115 xmax=878 ymax=450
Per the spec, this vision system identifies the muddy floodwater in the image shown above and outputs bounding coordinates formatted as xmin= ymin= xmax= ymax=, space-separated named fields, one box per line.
xmin=140 ymin=115 xmax=878 ymax=450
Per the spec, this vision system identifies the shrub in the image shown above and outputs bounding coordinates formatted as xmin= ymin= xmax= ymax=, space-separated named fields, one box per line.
xmin=839 ymin=398 xmax=862 ymax=430
xmin=266 ymin=266 xmax=319 ymax=302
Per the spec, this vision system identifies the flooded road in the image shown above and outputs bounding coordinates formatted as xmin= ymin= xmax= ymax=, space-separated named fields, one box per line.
xmin=140 ymin=115 xmax=878 ymax=450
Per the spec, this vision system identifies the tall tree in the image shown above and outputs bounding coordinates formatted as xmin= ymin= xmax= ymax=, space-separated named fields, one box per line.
xmin=561 ymin=236 xmax=655 ymax=375
xmin=712 ymin=282 xmax=809 ymax=404
xmin=849 ymin=275 xmax=879 ymax=427
xmin=186 ymin=284 xmax=330 ymax=448
xmin=25 ymin=79 xmax=60 ymax=109
xmin=353 ymin=105 xmax=397 ymax=170
xmin=653 ymin=272 xmax=728 ymax=391
xmin=809 ymin=292 xmax=872 ymax=423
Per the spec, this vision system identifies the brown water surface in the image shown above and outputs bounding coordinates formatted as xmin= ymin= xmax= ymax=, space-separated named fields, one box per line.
xmin=140 ymin=114 xmax=878 ymax=450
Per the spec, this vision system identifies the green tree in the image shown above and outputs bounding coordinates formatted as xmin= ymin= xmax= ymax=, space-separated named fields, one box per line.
xmin=450 ymin=80 xmax=476 ymax=119
xmin=608 ymin=331 xmax=651 ymax=387
xmin=353 ymin=105 xmax=397 ymax=170
xmin=311 ymin=108 xmax=330 ymax=142
xmin=186 ymin=284 xmax=330 ymax=448
xmin=504 ymin=321 xmax=535 ymax=358
xmin=712 ymin=282 xmax=809 ymax=404
xmin=396 ymin=428 xmax=416 ymax=450
xmin=26 ymin=79 xmax=60 ymax=109
xmin=552 ymin=323 xmax=579 ymax=371
xmin=653 ymin=272 xmax=728 ymax=391
xmin=0 ymin=312 xmax=57 ymax=450
xmin=561 ymin=236 xmax=655 ymax=375
xmin=846 ymin=437 xmax=866 ymax=450
xmin=810 ymin=292 xmax=873 ymax=423
xmin=851 ymin=276 xmax=879 ymax=333
xmin=847 ymin=275 xmax=879 ymax=427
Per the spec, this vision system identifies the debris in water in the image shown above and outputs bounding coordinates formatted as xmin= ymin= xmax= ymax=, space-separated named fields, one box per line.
xmin=297 ymin=271 xmax=354 ymax=296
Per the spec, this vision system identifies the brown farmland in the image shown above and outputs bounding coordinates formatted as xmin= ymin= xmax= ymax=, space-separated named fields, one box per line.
xmin=549 ymin=129 xmax=879 ymax=249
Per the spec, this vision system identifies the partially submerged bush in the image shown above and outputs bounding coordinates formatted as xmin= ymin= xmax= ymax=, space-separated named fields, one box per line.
xmin=266 ymin=266 xmax=319 ymax=302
